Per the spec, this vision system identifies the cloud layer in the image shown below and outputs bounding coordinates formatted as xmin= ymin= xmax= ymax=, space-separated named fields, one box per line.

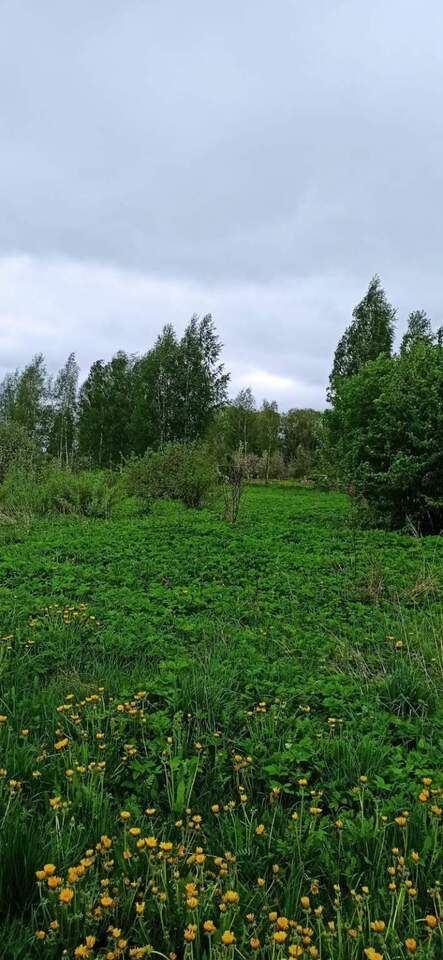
xmin=1 ymin=1 xmax=442 ymax=406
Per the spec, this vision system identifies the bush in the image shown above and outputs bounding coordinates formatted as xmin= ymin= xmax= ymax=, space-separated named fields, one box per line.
xmin=323 ymin=341 xmax=443 ymax=531
xmin=125 ymin=442 xmax=218 ymax=509
xmin=0 ymin=466 xmax=120 ymax=520
xmin=0 ymin=421 xmax=39 ymax=483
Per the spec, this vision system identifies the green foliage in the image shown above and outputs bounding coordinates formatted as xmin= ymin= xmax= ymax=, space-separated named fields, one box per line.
xmin=0 ymin=466 xmax=121 ymax=520
xmin=125 ymin=442 xmax=218 ymax=508
xmin=329 ymin=275 xmax=395 ymax=399
xmin=0 ymin=420 xmax=39 ymax=483
xmin=324 ymin=340 xmax=443 ymax=530
xmin=0 ymin=485 xmax=442 ymax=956
xmin=78 ymin=352 xmax=135 ymax=466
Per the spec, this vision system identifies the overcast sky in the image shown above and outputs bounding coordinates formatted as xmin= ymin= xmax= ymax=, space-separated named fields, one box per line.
xmin=1 ymin=0 xmax=442 ymax=409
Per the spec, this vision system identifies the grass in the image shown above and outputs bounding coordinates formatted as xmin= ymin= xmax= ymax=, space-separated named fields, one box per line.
xmin=0 ymin=483 xmax=441 ymax=959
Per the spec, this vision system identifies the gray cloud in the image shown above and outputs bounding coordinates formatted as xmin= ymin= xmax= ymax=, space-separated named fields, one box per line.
xmin=1 ymin=0 xmax=442 ymax=406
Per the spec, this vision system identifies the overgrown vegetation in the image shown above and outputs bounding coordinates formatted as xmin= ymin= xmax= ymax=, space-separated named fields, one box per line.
xmin=0 ymin=485 xmax=441 ymax=958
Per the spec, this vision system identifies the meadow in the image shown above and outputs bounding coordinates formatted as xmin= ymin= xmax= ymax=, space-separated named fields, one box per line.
xmin=0 ymin=484 xmax=441 ymax=959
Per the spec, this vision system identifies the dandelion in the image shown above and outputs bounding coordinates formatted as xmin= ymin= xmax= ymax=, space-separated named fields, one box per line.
xmin=364 ymin=950 xmax=383 ymax=960
xmin=425 ymin=915 xmax=438 ymax=928
xmin=58 ymin=887 xmax=74 ymax=904
xmin=273 ymin=931 xmax=287 ymax=943
xmin=119 ymin=810 xmax=131 ymax=821
xmin=249 ymin=937 xmax=260 ymax=949
xmin=221 ymin=930 xmax=235 ymax=945
xmin=203 ymin=920 xmax=216 ymax=933
xmin=405 ymin=940 xmax=417 ymax=953
xmin=35 ymin=931 xmax=46 ymax=940
xmin=370 ymin=921 xmax=385 ymax=932
xmin=223 ymin=890 xmax=240 ymax=904
xmin=288 ymin=947 xmax=303 ymax=958
xmin=54 ymin=736 xmax=69 ymax=751
xmin=255 ymin=823 xmax=265 ymax=835
xmin=301 ymin=896 xmax=310 ymax=909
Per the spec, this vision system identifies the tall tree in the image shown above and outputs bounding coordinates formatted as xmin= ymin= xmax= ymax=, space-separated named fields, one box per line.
xmin=329 ymin=276 xmax=396 ymax=399
xmin=130 ymin=325 xmax=180 ymax=452
xmin=0 ymin=354 xmax=51 ymax=448
xmin=47 ymin=353 xmax=79 ymax=465
xmin=176 ymin=314 xmax=230 ymax=441
xmin=78 ymin=352 xmax=134 ymax=466
xmin=400 ymin=310 xmax=433 ymax=353
xmin=257 ymin=399 xmax=281 ymax=482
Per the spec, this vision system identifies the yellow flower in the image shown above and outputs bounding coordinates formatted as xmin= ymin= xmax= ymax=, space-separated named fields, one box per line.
xmin=58 ymin=887 xmax=74 ymax=904
xmin=145 ymin=836 xmax=157 ymax=848
xmin=50 ymin=921 xmax=59 ymax=930
xmin=395 ymin=816 xmax=407 ymax=827
xmin=184 ymin=926 xmax=196 ymax=942
xmin=364 ymin=950 xmax=383 ymax=960
xmin=257 ymin=877 xmax=265 ymax=887
xmin=335 ymin=819 xmax=344 ymax=829
xmin=47 ymin=875 xmax=62 ymax=889
xmin=255 ymin=823 xmax=265 ymax=835
xmin=44 ymin=863 xmax=56 ymax=876
xmin=203 ymin=920 xmax=216 ymax=934
xmin=425 ymin=915 xmax=438 ymax=928
xmin=135 ymin=901 xmax=145 ymax=915
xmin=288 ymin=948 xmax=303 ymax=958
xmin=370 ymin=921 xmax=385 ymax=932
xmin=405 ymin=940 xmax=416 ymax=953
xmin=211 ymin=804 xmax=220 ymax=814
xmin=249 ymin=937 xmax=260 ymax=949
xmin=301 ymin=896 xmax=310 ymax=909
xmin=276 ymin=917 xmax=289 ymax=930
xmin=186 ymin=897 xmax=199 ymax=909
xmin=223 ymin=890 xmax=240 ymax=904
xmin=221 ymin=930 xmax=235 ymax=946
xmin=35 ymin=931 xmax=46 ymax=940
xmin=54 ymin=738 xmax=69 ymax=750
xmin=101 ymin=895 xmax=113 ymax=907
xmin=119 ymin=810 xmax=131 ymax=821
xmin=273 ymin=931 xmax=287 ymax=943
xmin=308 ymin=949 xmax=319 ymax=959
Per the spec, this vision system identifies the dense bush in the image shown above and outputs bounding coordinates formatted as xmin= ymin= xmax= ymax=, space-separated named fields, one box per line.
xmin=0 ymin=466 xmax=120 ymax=520
xmin=324 ymin=341 xmax=443 ymax=531
xmin=0 ymin=421 xmax=39 ymax=483
xmin=125 ymin=441 xmax=218 ymax=508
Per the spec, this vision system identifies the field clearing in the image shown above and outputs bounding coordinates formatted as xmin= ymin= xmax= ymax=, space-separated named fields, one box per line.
xmin=0 ymin=484 xmax=442 ymax=958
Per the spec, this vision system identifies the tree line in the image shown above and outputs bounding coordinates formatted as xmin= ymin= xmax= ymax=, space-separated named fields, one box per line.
xmin=2 ymin=275 xmax=442 ymax=531
xmin=0 ymin=313 xmax=321 ymax=479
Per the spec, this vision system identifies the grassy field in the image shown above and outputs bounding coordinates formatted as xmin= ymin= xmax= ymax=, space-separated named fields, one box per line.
xmin=0 ymin=484 xmax=441 ymax=959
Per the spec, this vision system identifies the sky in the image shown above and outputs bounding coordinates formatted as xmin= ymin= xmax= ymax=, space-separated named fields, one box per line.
xmin=1 ymin=0 xmax=442 ymax=410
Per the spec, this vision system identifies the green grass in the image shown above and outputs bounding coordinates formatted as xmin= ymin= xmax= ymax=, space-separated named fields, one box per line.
xmin=0 ymin=484 xmax=441 ymax=958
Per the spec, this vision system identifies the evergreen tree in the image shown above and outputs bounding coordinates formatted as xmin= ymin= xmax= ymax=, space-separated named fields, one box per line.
xmin=329 ymin=276 xmax=396 ymax=399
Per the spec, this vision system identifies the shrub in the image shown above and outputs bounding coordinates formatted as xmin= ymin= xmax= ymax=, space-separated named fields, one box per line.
xmin=0 ymin=421 xmax=39 ymax=483
xmin=0 ymin=466 xmax=120 ymax=520
xmin=125 ymin=442 xmax=218 ymax=508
